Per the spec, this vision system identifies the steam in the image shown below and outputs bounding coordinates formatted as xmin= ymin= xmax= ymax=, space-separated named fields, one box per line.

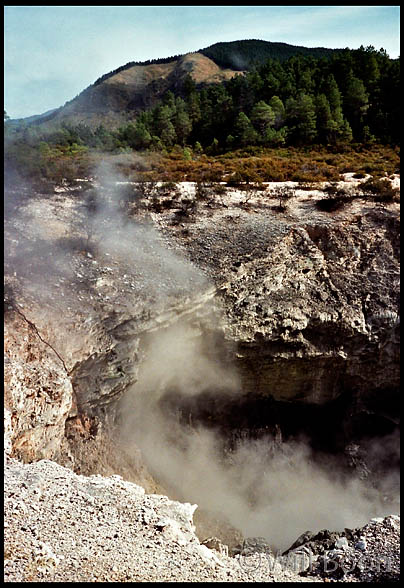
xmin=118 ymin=316 xmax=400 ymax=552
xmin=79 ymin=161 xmax=208 ymax=303
xmin=5 ymin=159 xmax=207 ymax=312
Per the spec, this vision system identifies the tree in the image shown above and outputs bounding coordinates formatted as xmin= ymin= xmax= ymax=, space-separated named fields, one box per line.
xmin=161 ymin=120 xmax=176 ymax=146
xmin=186 ymin=91 xmax=201 ymax=124
xmin=153 ymin=105 xmax=175 ymax=137
xmin=174 ymin=98 xmax=192 ymax=145
xmin=163 ymin=91 xmax=176 ymax=110
xmin=338 ymin=118 xmax=353 ymax=144
xmin=361 ymin=125 xmax=376 ymax=145
xmin=321 ymin=74 xmax=342 ymax=114
xmin=315 ymin=94 xmax=338 ymax=144
xmin=286 ymin=93 xmax=317 ymax=145
xmin=131 ymin=122 xmax=152 ymax=149
xmin=250 ymin=100 xmax=275 ymax=137
xmin=263 ymin=72 xmax=280 ymax=97
xmin=233 ymin=112 xmax=258 ymax=146
xmin=263 ymin=127 xmax=287 ymax=147
xmin=94 ymin=125 xmax=115 ymax=151
xmin=344 ymin=73 xmax=369 ymax=137
xmin=268 ymin=96 xmax=285 ymax=130
xmin=183 ymin=73 xmax=196 ymax=98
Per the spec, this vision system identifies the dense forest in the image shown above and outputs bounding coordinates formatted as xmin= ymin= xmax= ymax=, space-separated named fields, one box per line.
xmin=4 ymin=45 xmax=400 ymax=185
xmin=199 ymin=39 xmax=339 ymax=70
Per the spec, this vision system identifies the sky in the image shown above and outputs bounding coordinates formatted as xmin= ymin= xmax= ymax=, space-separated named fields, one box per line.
xmin=4 ymin=5 xmax=401 ymax=119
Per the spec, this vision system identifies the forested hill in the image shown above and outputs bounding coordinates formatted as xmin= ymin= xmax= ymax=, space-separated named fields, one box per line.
xmin=199 ymin=39 xmax=340 ymax=70
xmin=4 ymin=41 xmax=400 ymax=186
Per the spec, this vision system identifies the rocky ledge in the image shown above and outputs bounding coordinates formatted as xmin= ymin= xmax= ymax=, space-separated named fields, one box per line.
xmin=4 ymin=455 xmax=399 ymax=583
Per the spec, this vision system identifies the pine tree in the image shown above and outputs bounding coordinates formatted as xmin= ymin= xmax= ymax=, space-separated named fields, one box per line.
xmin=233 ymin=112 xmax=258 ymax=146
xmin=315 ymin=94 xmax=338 ymax=144
xmin=153 ymin=105 xmax=175 ymax=137
xmin=133 ymin=121 xmax=152 ymax=149
xmin=186 ymin=92 xmax=201 ymax=124
xmin=344 ymin=73 xmax=369 ymax=138
xmin=250 ymin=100 xmax=275 ymax=137
xmin=174 ymin=98 xmax=192 ymax=145
xmin=268 ymin=96 xmax=285 ymax=130
xmin=286 ymin=93 xmax=317 ymax=144
xmin=338 ymin=118 xmax=353 ymax=144
xmin=322 ymin=74 xmax=342 ymax=114
xmin=263 ymin=127 xmax=287 ymax=147
xmin=161 ymin=120 xmax=176 ymax=146
xmin=163 ymin=91 xmax=176 ymax=110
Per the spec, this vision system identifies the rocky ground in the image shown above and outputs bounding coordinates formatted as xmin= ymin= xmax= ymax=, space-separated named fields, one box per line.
xmin=4 ymin=454 xmax=318 ymax=582
xmin=4 ymin=454 xmax=399 ymax=582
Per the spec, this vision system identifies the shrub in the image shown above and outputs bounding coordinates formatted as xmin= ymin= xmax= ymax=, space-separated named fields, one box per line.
xmin=158 ymin=181 xmax=179 ymax=196
xmin=204 ymin=168 xmax=223 ymax=182
xmin=183 ymin=147 xmax=192 ymax=161
xmin=315 ymin=183 xmax=354 ymax=212
xmin=271 ymin=185 xmax=295 ymax=211
xmin=297 ymin=181 xmax=320 ymax=191
xmin=226 ymin=171 xmax=244 ymax=187
xmin=358 ymin=177 xmax=399 ymax=203
xmin=195 ymin=181 xmax=212 ymax=200
xmin=214 ymin=184 xmax=227 ymax=195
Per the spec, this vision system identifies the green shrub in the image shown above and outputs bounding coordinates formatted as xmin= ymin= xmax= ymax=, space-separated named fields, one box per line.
xmin=358 ymin=177 xmax=399 ymax=203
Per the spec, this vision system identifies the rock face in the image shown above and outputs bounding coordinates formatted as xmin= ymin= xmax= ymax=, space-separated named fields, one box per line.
xmin=174 ymin=192 xmax=400 ymax=409
xmin=4 ymin=177 xmax=400 ymax=458
xmin=4 ymin=307 xmax=72 ymax=462
xmin=150 ymin=181 xmax=400 ymax=452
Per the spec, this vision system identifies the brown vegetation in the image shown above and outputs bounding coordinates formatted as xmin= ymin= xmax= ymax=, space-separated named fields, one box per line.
xmin=106 ymin=144 xmax=399 ymax=184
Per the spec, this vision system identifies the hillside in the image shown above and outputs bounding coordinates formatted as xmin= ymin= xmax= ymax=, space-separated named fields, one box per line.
xmin=30 ymin=52 xmax=243 ymax=129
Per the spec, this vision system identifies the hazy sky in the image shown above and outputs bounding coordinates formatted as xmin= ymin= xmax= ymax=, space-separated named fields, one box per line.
xmin=4 ymin=5 xmax=400 ymax=119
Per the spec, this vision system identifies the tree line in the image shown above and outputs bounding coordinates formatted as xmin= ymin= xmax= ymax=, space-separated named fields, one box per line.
xmin=4 ymin=45 xmax=400 ymax=182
